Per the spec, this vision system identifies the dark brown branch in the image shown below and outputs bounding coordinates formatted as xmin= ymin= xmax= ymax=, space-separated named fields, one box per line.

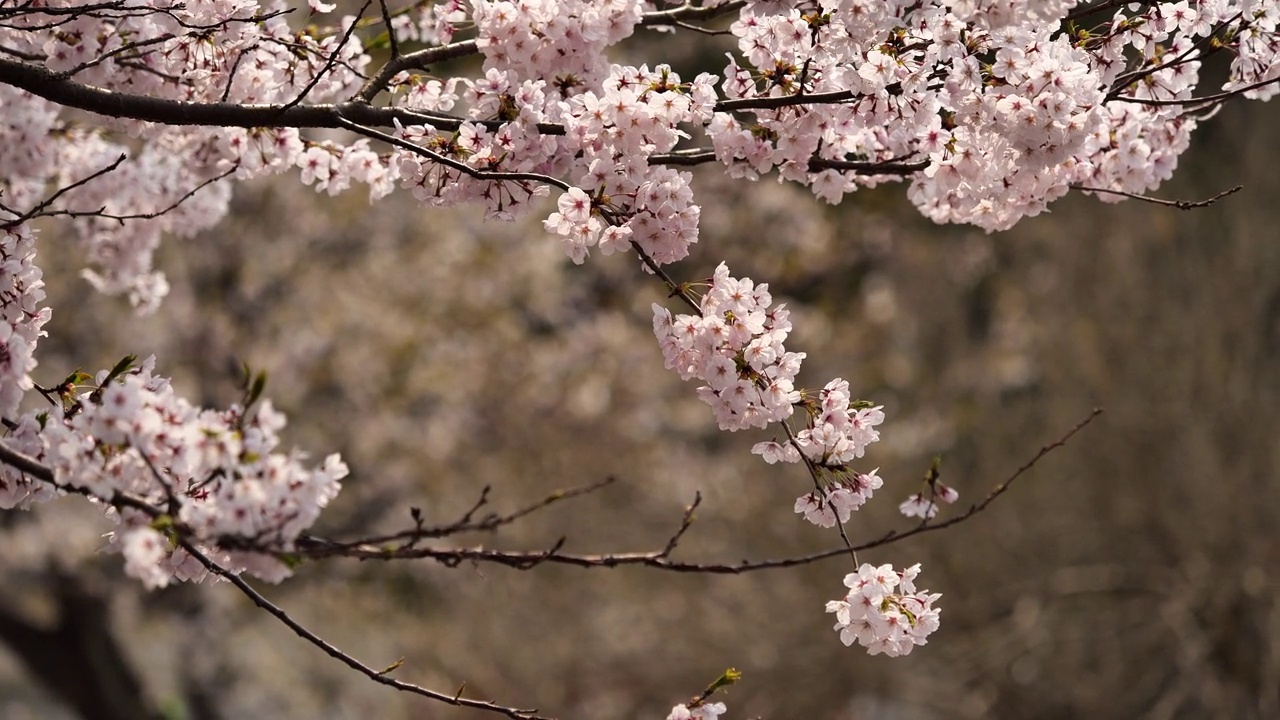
xmin=376 ymin=0 xmax=399 ymax=60
xmin=0 ymin=439 xmax=55 ymax=482
xmin=352 ymin=39 xmax=480 ymax=103
xmin=308 ymin=476 xmax=619 ymax=551
xmin=660 ymin=492 xmax=702 ymax=558
xmin=627 ymin=238 xmax=703 ymax=313
xmin=176 ymin=539 xmax=551 ymax=720
xmin=296 ymin=410 xmax=1103 ymax=572
xmin=1070 ymin=183 xmax=1243 ymax=209
xmin=335 ymin=116 xmax=571 ymax=189
xmin=0 ymin=55 xmax=565 ymax=134
xmin=814 ymin=156 xmax=928 ymax=174
xmin=718 ymin=89 xmax=857 ymax=112
xmin=649 ymin=148 xmax=928 ymax=175
xmin=0 ymin=152 xmax=126 ymax=230
xmin=1110 ymin=75 xmax=1280 ymax=108
xmin=0 ymin=56 xmax=915 ymax=182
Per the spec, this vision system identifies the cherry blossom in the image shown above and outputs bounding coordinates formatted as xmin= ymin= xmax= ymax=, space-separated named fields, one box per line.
xmin=0 ymin=0 xmax=1276 ymax=686
xmin=666 ymin=701 xmax=728 ymax=720
xmin=826 ymin=562 xmax=942 ymax=656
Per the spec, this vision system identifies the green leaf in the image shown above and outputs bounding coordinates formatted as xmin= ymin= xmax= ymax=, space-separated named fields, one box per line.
xmin=377 ymin=657 xmax=405 ymax=676
xmin=705 ymin=667 xmax=741 ymax=694
xmin=924 ymin=455 xmax=942 ymax=485
xmin=278 ymin=553 xmax=306 ymax=570
xmin=103 ymin=354 xmax=138 ymax=385
xmin=242 ymin=370 xmax=267 ymax=409
xmin=238 ymin=363 xmax=268 ymax=409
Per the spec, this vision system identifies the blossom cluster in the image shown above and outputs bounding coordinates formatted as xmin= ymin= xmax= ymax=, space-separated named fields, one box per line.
xmin=826 ymin=562 xmax=942 ymax=657
xmin=473 ymin=0 xmax=643 ymax=84
xmin=652 ymin=262 xmax=802 ymax=432
xmin=3 ymin=354 xmax=347 ymax=587
xmin=388 ymin=0 xmax=470 ymax=47
xmin=650 ymin=264 xmax=922 ymax=528
xmin=793 ymin=467 xmax=883 ymax=528
xmin=713 ymin=0 xmax=1279 ymax=229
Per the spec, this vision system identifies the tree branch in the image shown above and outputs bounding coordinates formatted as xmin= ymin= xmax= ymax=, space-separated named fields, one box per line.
xmin=1070 ymin=184 xmax=1242 ymax=209
xmin=0 ymin=55 xmax=561 ymax=133
xmin=295 ymin=410 xmax=1103 ymax=572
xmin=176 ymin=539 xmax=551 ymax=720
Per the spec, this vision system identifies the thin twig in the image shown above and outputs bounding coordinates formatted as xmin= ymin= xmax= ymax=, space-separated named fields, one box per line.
xmin=279 ymin=0 xmax=372 ymax=113
xmin=1105 ymin=13 xmax=1239 ymax=100
xmin=376 ymin=0 xmax=399 ymax=60
xmin=1071 ymin=183 xmax=1242 ymax=209
xmin=176 ymin=540 xmax=550 ymax=720
xmin=310 ymin=476 xmax=619 ymax=551
xmin=660 ymin=492 xmax=702 ymax=558
xmin=35 ymin=164 xmax=238 ymax=225
xmin=295 ymin=410 xmax=1102 ymax=572
xmin=0 ymin=153 xmax=125 ymax=229
xmin=1110 ymin=75 xmax=1280 ymax=108
xmin=335 ymin=115 xmax=571 ymax=190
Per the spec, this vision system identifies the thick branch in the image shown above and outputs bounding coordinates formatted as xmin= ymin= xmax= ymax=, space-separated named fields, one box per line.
xmin=0 ymin=56 xmax=564 ymax=134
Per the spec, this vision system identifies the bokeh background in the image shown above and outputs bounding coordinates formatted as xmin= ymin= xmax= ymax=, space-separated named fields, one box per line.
xmin=1 ymin=15 xmax=1278 ymax=720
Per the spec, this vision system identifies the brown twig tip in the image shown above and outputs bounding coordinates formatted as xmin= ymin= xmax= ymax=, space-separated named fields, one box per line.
xmin=661 ymin=492 xmax=703 ymax=558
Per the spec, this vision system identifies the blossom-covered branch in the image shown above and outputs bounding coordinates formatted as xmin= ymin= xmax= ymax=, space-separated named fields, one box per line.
xmin=0 ymin=0 xmax=1273 ymax=715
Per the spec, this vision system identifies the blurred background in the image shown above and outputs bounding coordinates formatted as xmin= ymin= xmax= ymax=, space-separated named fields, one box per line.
xmin=1 ymin=17 xmax=1278 ymax=720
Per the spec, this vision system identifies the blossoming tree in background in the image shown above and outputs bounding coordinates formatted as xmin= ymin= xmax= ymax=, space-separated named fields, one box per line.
xmin=0 ymin=0 xmax=1272 ymax=716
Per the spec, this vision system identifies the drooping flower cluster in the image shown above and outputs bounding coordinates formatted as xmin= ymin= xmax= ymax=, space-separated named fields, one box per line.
xmin=652 ymin=266 xmax=894 ymax=528
xmin=652 ymin=262 xmax=802 ymax=431
xmin=826 ymin=563 xmax=942 ymax=657
xmin=794 ymin=468 xmax=883 ymax=528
